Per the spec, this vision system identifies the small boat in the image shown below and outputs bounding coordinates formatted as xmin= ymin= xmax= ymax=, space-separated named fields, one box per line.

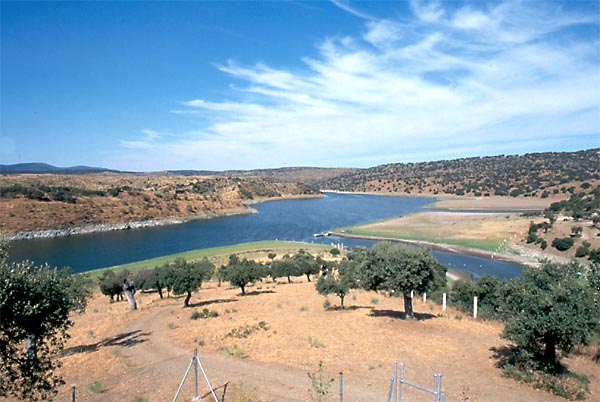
xmin=313 ymin=232 xmax=330 ymax=237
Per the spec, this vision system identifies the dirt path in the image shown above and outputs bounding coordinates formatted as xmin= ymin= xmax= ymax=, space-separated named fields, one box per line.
xmin=44 ymin=282 xmax=598 ymax=402
xmin=70 ymin=300 xmax=378 ymax=402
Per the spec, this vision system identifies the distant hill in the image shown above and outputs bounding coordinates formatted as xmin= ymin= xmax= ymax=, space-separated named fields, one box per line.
xmin=168 ymin=166 xmax=354 ymax=184
xmin=0 ymin=163 xmax=119 ymax=174
xmin=317 ymin=149 xmax=600 ymax=197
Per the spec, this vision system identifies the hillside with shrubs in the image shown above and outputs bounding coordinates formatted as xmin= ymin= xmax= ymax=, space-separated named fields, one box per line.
xmin=0 ymin=174 xmax=320 ymax=234
xmin=318 ymin=148 xmax=600 ymax=197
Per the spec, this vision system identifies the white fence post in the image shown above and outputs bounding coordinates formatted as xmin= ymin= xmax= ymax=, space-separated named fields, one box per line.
xmin=422 ymin=293 xmax=427 ymax=303
xmin=442 ymin=293 xmax=446 ymax=313
xmin=473 ymin=296 xmax=478 ymax=319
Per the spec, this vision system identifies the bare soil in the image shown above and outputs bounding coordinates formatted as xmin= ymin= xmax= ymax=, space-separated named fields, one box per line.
xmin=5 ymin=279 xmax=598 ymax=402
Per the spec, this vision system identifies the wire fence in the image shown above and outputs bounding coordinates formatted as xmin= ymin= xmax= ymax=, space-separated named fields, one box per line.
xmin=63 ymin=350 xmax=446 ymax=402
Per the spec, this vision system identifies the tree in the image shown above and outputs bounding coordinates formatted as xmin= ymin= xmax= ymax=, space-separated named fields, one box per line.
xmin=551 ymin=237 xmax=574 ymax=251
xmin=315 ymin=259 xmax=358 ymax=308
xmin=355 ymin=242 xmax=446 ymax=319
xmin=292 ymin=249 xmax=320 ymax=282
xmin=270 ymin=255 xmax=301 ymax=283
xmin=170 ymin=257 xmax=214 ymax=307
xmin=0 ymin=256 xmax=90 ymax=401
xmin=500 ymin=261 xmax=599 ymax=368
xmin=98 ymin=269 xmax=130 ymax=301
xmin=222 ymin=254 xmax=266 ymax=295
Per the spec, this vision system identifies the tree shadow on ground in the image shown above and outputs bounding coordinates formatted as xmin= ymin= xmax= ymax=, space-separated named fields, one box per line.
xmin=61 ymin=330 xmax=150 ymax=357
xmin=241 ymin=290 xmax=276 ymax=296
xmin=188 ymin=298 xmax=237 ymax=308
xmin=325 ymin=305 xmax=373 ymax=312
xmin=490 ymin=345 xmax=568 ymax=374
xmin=369 ymin=309 xmax=436 ymax=321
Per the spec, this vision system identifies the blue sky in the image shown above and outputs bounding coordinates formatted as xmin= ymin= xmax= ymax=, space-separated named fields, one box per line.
xmin=1 ymin=0 xmax=599 ymax=171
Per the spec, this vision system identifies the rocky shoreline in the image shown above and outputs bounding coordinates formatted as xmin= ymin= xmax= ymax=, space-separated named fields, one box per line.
xmin=6 ymin=207 xmax=256 ymax=241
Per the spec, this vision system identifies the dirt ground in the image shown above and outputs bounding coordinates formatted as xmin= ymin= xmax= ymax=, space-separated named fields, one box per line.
xmin=6 ymin=279 xmax=597 ymax=402
xmin=427 ymin=196 xmax=559 ymax=211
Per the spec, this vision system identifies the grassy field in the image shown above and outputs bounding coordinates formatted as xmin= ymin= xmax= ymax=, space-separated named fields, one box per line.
xmin=335 ymin=211 xmax=531 ymax=253
xmin=87 ymin=240 xmax=332 ymax=278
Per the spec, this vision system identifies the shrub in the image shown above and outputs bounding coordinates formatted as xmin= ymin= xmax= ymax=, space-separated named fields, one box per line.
xmin=87 ymin=380 xmax=107 ymax=395
xmin=552 ymin=237 xmax=574 ymax=251
xmin=191 ymin=308 xmax=218 ymax=320
xmin=575 ymin=241 xmax=591 ymax=258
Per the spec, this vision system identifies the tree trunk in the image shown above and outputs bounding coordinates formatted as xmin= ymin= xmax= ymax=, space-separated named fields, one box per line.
xmin=184 ymin=291 xmax=192 ymax=307
xmin=403 ymin=294 xmax=414 ymax=319
xmin=543 ymin=333 xmax=557 ymax=365
xmin=157 ymin=287 xmax=163 ymax=299
xmin=340 ymin=294 xmax=345 ymax=309
xmin=241 ymin=285 xmax=246 ymax=295
xmin=25 ymin=333 xmax=36 ymax=360
xmin=287 ymin=275 xmax=292 ymax=283
xmin=306 ymin=273 xmax=311 ymax=282
xmin=122 ymin=280 xmax=137 ymax=310
xmin=123 ymin=289 xmax=137 ymax=310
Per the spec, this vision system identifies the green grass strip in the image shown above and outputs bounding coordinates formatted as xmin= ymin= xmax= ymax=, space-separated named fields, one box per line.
xmin=333 ymin=228 xmax=501 ymax=252
xmin=86 ymin=240 xmax=330 ymax=278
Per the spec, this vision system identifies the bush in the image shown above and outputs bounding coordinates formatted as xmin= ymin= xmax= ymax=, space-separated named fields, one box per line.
xmin=552 ymin=237 xmax=574 ymax=251
xmin=575 ymin=241 xmax=591 ymax=258
xmin=496 ymin=349 xmax=590 ymax=400
xmin=190 ymin=308 xmax=218 ymax=320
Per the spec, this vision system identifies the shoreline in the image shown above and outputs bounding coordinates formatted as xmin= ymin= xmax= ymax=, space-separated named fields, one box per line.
xmin=6 ymin=207 xmax=257 ymax=241
xmin=5 ymin=193 xmax=324 ymax=241
xmin=329 ymin=231 xmax=538 ymax=267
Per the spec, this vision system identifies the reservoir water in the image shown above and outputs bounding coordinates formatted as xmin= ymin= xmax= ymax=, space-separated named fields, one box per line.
xmin=7 ymin=193 xmax=522 ymax=279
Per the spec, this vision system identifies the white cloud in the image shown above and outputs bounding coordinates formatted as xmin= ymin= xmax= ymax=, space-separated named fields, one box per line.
xmin=410 ymin=0 xmax=445 ymax=23
xmin=117 ymin=0 xmax=599 ymax=171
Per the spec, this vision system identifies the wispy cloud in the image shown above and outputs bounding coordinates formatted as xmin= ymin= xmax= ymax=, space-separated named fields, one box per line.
xmin=118 ymin=0 xmax=599 ymax=170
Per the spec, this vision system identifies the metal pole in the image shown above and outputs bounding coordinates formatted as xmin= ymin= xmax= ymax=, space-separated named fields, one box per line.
xmin=71 ymin=386 xmax=75 ymax=402
xmin=399 ymin=363 xmax=405 ymax=402
xmin=172 ymin=357 xmax=195 ymax=402
xmin=194 ymin=349 xmax=199 ymax=399
xmin=433 ymin=374 xmax=441 ymax=402
xmin=387 ymin=376 xmax=395 ymax=402
xmin=197 ymin=353 xmax=220 ymax=402
xmin=393 ymin=361 xmax=398 ymax=402
xmin=339 ymin=372 xmax=343 ymax=402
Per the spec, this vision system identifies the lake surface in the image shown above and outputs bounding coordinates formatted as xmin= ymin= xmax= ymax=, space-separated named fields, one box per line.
xmin=7 ymin=192 xmax=522 ymax=279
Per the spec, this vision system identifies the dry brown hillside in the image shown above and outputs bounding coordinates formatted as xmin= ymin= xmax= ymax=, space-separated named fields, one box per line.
xmin=0 ymin=174 xmax=320 ymax=234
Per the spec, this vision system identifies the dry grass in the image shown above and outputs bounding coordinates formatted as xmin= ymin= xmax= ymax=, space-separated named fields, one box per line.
xmin=21 ymin=277 xmax=597 ymax=402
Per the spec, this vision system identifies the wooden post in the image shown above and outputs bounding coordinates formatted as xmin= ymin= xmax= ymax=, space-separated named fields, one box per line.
xmin=339 ymin=372 xmax=343 ymax=402
xmin=473 ymin=296 xmax=478 ymax=319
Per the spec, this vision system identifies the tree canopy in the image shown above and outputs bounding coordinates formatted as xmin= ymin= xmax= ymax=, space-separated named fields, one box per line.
xmin=500 ymin=260 xmax=599 ymax=368
xmin=315 ymin=259 xmax=358 ymax=308
xmin=354 ymin=242 xmax=446 ymax=318
xmin=169 ymin=257 xmax=215 ymax=307
xmin=221 ymin=254 xmax=266 ymax=295
xmin=0 ymin=250 xmax=90 ymax=401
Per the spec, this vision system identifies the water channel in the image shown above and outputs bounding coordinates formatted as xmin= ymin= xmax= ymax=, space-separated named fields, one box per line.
xmin=7 ymin=192 xmax=522 ymax=279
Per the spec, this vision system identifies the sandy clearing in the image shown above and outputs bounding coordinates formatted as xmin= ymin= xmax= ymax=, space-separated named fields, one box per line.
xmin=428 ymin=196 xmax=557 ymax=211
